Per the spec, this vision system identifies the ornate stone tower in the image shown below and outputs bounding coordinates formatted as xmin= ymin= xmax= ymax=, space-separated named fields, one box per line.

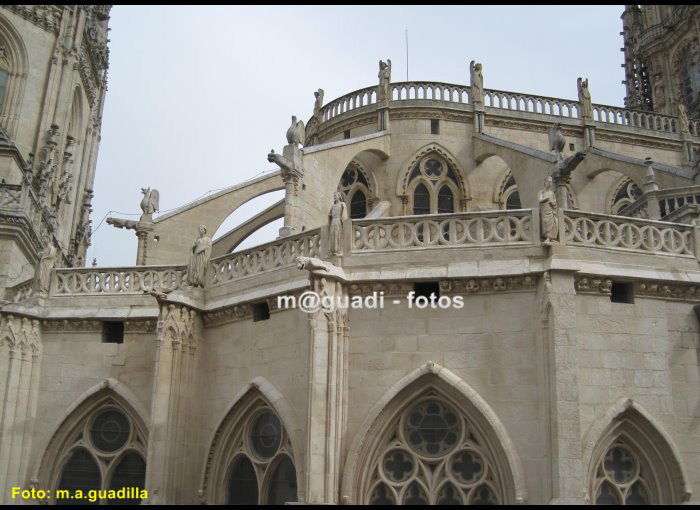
xmin=0 ymin=5 xmax=110 ymax=301
xmin=621 ymin=5 xmax=700 ymax=117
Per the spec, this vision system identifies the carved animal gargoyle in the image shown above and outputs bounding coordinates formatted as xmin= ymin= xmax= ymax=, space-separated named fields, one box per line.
xmin=554 ymin=151 xmax=586 ymax=180
xmin=296 ymin=256 xmax=346 ymax=281
xmin=106 ymin=217 xmax=140 ymax=230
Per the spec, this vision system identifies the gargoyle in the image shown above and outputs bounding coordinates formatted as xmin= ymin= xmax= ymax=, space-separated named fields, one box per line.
xmin=106 ymin=217 xmax=140 ymax=230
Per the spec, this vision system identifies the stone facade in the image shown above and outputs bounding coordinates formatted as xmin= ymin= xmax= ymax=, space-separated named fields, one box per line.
xmin=1 ymin=5 xmax=700 ymax=506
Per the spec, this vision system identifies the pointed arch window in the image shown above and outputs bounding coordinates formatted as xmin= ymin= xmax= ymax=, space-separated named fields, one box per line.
xmin=361 ymin=391 xmax=508 ymax=504
xmin=611 ymin=178 xmax=642 ymax=214
xmin=0 ymin=49 xmax=8 ymax=113
xmin=203 ymin=392 xmax=298 ymax=505
xmin=50 ymin=405 xmax=147 ymax=504
xmin=588 ymin=406 xmax=689 ymax=505
xmin=337 ymin=162 xmax=374 ymax=219
xmin=350 ymin=189 xmax=367 ymax=219
xmin=407 ymin=156 xmax=462 ymax=215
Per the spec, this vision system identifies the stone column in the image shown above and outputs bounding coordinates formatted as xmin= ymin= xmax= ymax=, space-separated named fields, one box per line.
xmin=276 ymin=144 xmax=305 ymax=238
xmin=583 ymin=119 xmax=595 ymax=149
xmin=144 ymin=303 xmax=199 ymax=504
xmin=539 ymin=270 xmax=585 ymax=504
xmin=643 ymin=158 xmax=661 ymax=220
xmin=473 ymin=101 xmax=485 ymax=134
xmin=0 ymin=315 xmax=42 ymax=504
xmin=303 ymin=271 xmax=349 ymax=503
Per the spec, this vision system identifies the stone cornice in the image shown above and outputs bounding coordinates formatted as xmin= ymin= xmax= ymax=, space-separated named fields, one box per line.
xmin=1 ymin=5 xmax=63 ymax=35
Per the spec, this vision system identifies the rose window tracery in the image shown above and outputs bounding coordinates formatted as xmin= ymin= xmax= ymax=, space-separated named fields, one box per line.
xmin=364 ymin=396 xmax=503 ymax=505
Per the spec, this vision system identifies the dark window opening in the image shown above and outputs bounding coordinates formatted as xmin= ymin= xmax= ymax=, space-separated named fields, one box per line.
xmin=506 ymin=191 xmax=521 ymax=210
xmin=569 ymin=143 xmax=575 ymax=151
xmin=344 ymin=130 xmax=351 ymax=139
xmin=437 ymin=186 xmax=455 ymax=214
xmin=610 ymin=282 xmax=634 ymax=304
xmin=102 ymin=322 xmax=124 ymax=344
xmin=350 ymin=190 xmax=367 ymax=219
xmin=253 ymin=302 xmax=270 ymax=322
xmin=413 ymin=183 xmax=430 ymax=215
xmin=413 ymin=282 xmax=440 ymax=301
xmin=431 ymin=119 xmax=439 ymax=135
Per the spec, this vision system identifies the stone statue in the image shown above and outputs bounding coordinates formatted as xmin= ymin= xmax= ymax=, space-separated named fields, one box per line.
xmin=286 ymin=115 xmax=305 ymax=146
xmin=34 ymin=241 xmax=57 ymax=296
xmin=329 ymin=191 xmax=348 ymax=256
xmin=577 ymin=77 xmax=593 ymax=119
xmin=548 ymin=123 xmax=566 ymax=160
xmin=313 ymin=88 xmax=324 ymax=120
xmin=186 ymin=224 xmax=212 ymax=287
xmin=539 ymin=176 xmax=559 ymax=244
xmin=678 ymin=103 xmax=690 ymax=134
xmin=378 ymin=59 xmax=392 ymax=103
xmin=140 ymin=187 xmax=159 ymax=215
xmin=470 ymin=60 xmax=484 ymax=104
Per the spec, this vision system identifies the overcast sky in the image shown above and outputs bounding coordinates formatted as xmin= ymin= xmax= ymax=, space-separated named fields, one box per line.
xmin=89 ymin=5 xmax=626 ymax=267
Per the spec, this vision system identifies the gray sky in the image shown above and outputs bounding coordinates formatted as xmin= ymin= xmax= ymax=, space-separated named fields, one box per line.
xmin=89 ymin=5 xmax=626 ymax=267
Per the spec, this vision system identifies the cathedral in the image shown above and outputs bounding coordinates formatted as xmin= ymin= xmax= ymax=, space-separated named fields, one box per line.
xmin=1 ymin=4 xmax=700 ymax=505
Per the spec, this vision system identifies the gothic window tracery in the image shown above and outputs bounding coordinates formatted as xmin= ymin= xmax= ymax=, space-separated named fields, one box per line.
xmin=407 ymin=156 xmax=460 ymax=215
xmin=587 ymin=406 xmax=688 ymax=505
xmin=215 ymin=397 xmax=298 ymax=505
xmin=611 ymin=178 xmax=642 ymax=214
xmin=362 ymin=392 xmax=507 ymax=505
xmin=592 ymin=443 xmax=651 ymax=505
xmin=53 ymin=404 xmax=147 ymax=505
xmin=337 ymin=161 xmax=374 ymax=219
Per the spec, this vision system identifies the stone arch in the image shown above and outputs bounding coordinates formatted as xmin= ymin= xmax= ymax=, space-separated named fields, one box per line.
xmin=582 ymin=398 xmax=691 ymax=504
xmin=67 ymin=86 xmax=84 ymax=141
xmin=341 ymin=362 xmax=527 ymax=504
xmin=0 ymin=12 xmax=28 ymax=138
xmin=200 ymin=376 xmax=303 ymax=504
xmin=671 ymin=36 xmax=699 ymax=113
xmin=34 ymin=378 xmax=149 ymax=495
xmin=396 ymin=143 xmax=471 ymax=209
xmin=607 ymin=175 xmax=643 ymax=214
xmin=336 ymin=158 xmax=379 ymax=216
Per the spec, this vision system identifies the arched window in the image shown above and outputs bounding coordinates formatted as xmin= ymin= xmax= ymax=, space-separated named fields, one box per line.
xmin=413 ymin=183 xmax=431 ymax=215
xmin=337 ymin=161 xmax=374 ymax=219
xmin=204 ymin=391 xmax=298 ymax=505
xmin=587 ymin=405 xmax=689 ymax=505
xmin=498 ymin=175 xmax=521 ymax=210
xmin=350 ymin=189 xmax=367 ymax=219
xmin=437 ymin=185 xmax=455 ymax=214
xmin=360 ymin=389 xmax=511 ymax=504
xmin=407 ymin=156 xmax=461 ymax=215
xmin=225 ymin=407 xmax=297 ymax=504
xmin=0 ymin=47 xmax=9 ymax=113
xmin=52 ymin=405 xmax=147 ymax=504
xmin=611 ymin=178 xmax=642 ymax=214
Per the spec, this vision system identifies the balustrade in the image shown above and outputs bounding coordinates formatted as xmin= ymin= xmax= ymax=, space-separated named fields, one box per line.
xmin=352 ymin=210 xmax=533 ymax=251
xmin=210 ymin=228 xmax=321 ymax=286
xmin=53 ymin=266 xmax=187 ymax=295
xmin=315 ymin=80 xmax=698 ymax=138
xmin=562 ymin=210 xmax=693 ymax=257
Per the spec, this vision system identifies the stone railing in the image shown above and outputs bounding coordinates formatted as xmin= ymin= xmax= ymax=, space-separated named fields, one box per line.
xmin=391 ymin=81 xmax=471 ymax=105
xmin=562 ymin=210 xmax=694 ymax=257
xmin=316 ymin=80 xmax=700 ymax=137
xmin=352 ymin=209 xmax=533 ymax=251
xmin=484 ymin=89 xmax=580 ymax=118
xmin=656 ymin=186 xmax=700 ymax=218
xmin=320 ymin=86 xmax=378 ymax=123
xmin=52 ymin=265 xmax=188 ymax=296
xmin=210 ymin=228 xmax=321 ymax=286
xmin=5 ymin=278 xmax=34 ymax=302
xmin=618 ymin=185 xmax=700 ymax=220
xmin=591 ymin=103 xmax=680 ymax=134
